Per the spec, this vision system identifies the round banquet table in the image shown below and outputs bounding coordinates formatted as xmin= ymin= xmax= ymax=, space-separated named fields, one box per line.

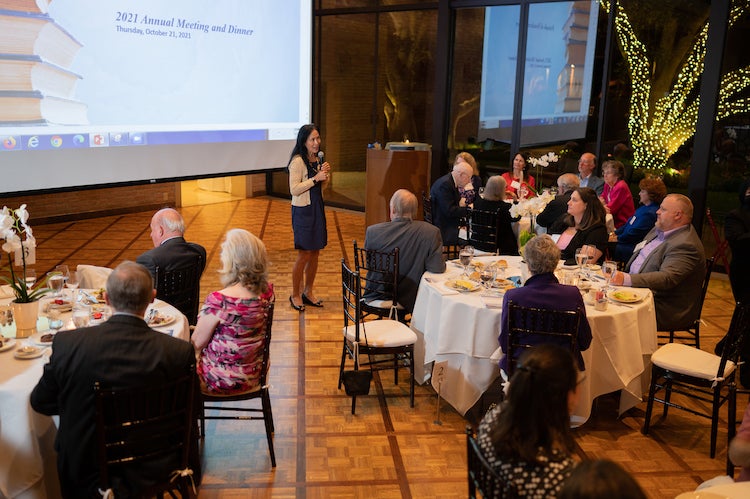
xmin=0 ymin=292 xmax=190 ymax=499
xmin=409 ymin=255 xmax=659 ymax=424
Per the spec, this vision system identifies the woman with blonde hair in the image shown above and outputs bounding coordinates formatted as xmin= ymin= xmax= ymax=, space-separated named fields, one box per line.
xmin=473 ymin=175 xmax=519 ymax=255
xmin=193 ymin=228 xmax=275 ymax=395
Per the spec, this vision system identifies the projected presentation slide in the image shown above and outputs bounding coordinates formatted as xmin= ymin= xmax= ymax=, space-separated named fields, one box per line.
xmin=0 ymin=0 xmax=310 ymax=152
xmin=479 ymin=0 xmax=599 ymax=146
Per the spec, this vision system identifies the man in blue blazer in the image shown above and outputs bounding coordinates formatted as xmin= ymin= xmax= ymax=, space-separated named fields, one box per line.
xmin=429 ymin=161 xmax=473 ymax=245
xmin=31 ymin=262 xmax=196 ymax=498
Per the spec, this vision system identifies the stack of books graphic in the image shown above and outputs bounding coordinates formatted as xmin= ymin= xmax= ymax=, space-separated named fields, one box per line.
xmin=0 ymin=0 xmax=88 ymax=125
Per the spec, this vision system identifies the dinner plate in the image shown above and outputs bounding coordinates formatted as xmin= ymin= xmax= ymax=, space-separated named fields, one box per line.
xmin=0 ymin=338 xmax=16 ymax=352
xmin=30 ymin=331 xmax=57 ymax=346
xmin=46 ymin=299 xmax=73 ymax=313
xmin=444 ymin=279 xmax=481 ymax=292
xmin=492 ymin=278 xmax=516 ymax=290
xmin=609 ymin=289 xmax=643 ymax=303
xmin=675 ymin=492 xmax=729 ymax=499
xmin=148 ymin=313 xmax=177 ymax=327
xmin=14 ymin=346 xmax=44 ymax=360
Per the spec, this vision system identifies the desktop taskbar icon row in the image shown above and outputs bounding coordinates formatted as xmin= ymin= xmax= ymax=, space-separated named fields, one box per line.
xmin=1 ymin=132 xmax=146 ymax=151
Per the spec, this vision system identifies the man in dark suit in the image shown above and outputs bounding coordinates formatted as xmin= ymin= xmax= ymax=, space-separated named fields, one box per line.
xmin=429 ymin=161 xmax=473 ymax=244
xmin=137 ymin=208 xmax=206 ymax=278
xmin=536 ymin=173 xmax=579 ymax=232
xmin=137 ymin=208 xmax=206 ymax=322
xmin=365 ymin=189 xmax=446 ymax=312
xmin=611 ymin=194 xmax=705 ymax=331
xmin=30 ymin=261 xmax=196 ymax=498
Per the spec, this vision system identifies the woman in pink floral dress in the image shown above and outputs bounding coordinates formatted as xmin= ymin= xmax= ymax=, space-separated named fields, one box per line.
xmin=192 ymin=228 xmax=274 ymax=395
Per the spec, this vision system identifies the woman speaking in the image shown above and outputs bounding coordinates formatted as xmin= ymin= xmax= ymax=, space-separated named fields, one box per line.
xmin=288 ymin=124 xmax=330 ymax=312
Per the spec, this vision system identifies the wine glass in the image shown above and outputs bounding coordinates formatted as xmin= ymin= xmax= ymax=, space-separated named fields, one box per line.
xmin=47 ymin=271 xmax=65 ymax=297
xmin=55 ymin=265 xmax=70 ymax=285
xmin=65 ymin=270 xmax=80 ymax=302
xmin=479 ymin=265 xmax=497 ymax=292
xmin=602 ymin=261 xmax=618 ymax=292
xmin=24 ymin=269 xmax=36 ymax=290
xmin=574 ymin=248 xmax=588 ymax=278
xmin=459 ymin=248 xmax=473 ymax=276
xmin=518 ymin=185 xmax=528 ymax=200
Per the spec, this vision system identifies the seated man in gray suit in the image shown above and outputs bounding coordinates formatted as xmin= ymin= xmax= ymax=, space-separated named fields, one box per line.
xmin=577 ymin=152 xmax=604 ymax=196
xmin=365 ymin=189 xmax=446 ymax=313
xmin=31 ymin=261 xmax=196 ymax=498
xmin=610 ymin=194 xmax=705 ymax=331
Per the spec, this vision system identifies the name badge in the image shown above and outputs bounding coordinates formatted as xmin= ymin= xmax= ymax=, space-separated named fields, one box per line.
xmin=510 ymin=180 xmax=521 ymax=190
xmin=633 ymin=239 xmax=647 ymax=253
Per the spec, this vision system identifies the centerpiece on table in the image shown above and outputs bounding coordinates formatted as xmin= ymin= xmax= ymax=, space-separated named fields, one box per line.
xmin=526 ymin=151 xmax=559 ymax=191
xmin=510 ymin=191 xmax=555 ymax=257
xmin=0 ymin=204 xmax=50 ymax=337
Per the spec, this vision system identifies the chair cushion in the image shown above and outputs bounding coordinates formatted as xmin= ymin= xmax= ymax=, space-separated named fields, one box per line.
xmin=363 ymin=299 xmax=404 ymax=310
xmin=77 ymin=264 xmax=113 ymax=289
xmin=651 ymin=343 xmax=736 ymax=380
xmin=343 ymin=319 xmax=417 ymax=348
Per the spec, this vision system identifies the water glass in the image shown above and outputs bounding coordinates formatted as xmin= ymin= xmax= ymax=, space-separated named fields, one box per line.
xmin=46 ymin=307 xmax=64 ymax=331
xmin=47 ymin=272 xmax=65 ymax=296
xmin=72 ymin=303 xmax=91 ymax=328
xmin=602 ymin=261 xmax=618 ymax=291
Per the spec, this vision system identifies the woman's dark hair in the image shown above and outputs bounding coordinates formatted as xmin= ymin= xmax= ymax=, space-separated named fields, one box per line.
xmin=564 ymin=187 xmax=606 ymax=231
xmin=288 ymin=124 xmax=318 ymax=168
xmin=511 ymin=151 xmax=530 ymax=172
xmin=558 ymin=459 xmax=647 ymax=499
xmin=488 ymin=344 xmax=578 ymax=464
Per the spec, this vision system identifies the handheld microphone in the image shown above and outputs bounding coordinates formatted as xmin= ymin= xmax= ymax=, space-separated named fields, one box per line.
xmin=317 ymin=151 xmax=325 ymax=166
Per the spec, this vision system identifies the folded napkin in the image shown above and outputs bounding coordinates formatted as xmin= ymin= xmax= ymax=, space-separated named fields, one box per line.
xmin=424 ymin=277 xmax=459 ymax=295
xmin=481 ymin=293 xmax=504 ymax=309
xmin=0 ymin=285 xmax=15 ymax=299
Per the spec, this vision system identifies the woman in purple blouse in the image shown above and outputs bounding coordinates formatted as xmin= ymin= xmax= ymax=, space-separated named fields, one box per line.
xmin=193 ymin=228 xmax=275 ymax=395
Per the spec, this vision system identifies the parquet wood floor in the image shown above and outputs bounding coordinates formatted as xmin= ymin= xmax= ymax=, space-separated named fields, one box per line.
xmin=29 ymin=196 xmax=742 ymax=498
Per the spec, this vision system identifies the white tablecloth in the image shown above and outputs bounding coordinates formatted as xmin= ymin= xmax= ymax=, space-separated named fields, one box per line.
xmin=410 ymin=255 xmax=658 ymax=424
xmin=0 ymin=294 xmax=190 ymax=499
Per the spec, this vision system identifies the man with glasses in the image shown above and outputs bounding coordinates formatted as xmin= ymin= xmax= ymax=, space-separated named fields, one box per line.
xmin=429 ymin=161 xmax=473 ymax=245
xmin=610 ymin=194 xmax=705 ymax=331
xmin=577 ymin=152 xmax=604 ymax=196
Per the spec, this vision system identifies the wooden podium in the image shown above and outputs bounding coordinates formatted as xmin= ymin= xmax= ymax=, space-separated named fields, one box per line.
xmin=365 ymin=149 xmax=431 ymax=227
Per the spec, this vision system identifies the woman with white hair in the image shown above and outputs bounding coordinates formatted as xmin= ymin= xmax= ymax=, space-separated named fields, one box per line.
xmin=193 ymin=228 xmax=275 ymax=395
xmin=473 ymin=175 xmax=519 ymax=255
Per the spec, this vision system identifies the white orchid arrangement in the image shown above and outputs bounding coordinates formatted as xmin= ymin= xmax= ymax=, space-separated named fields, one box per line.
xmin=0 ymin=205 xmax=48 ymax=303
xmin=509 ymin=191 xmax=555 ymax=219
xmin=527 ymin=152 xmax=559 ymax=190
xmin=511 ymin=191 xmax=555 ymax=251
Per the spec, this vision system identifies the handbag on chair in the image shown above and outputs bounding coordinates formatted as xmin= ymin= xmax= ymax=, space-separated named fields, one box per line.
xmin=342 ymin=325 xmax=374 ymax=396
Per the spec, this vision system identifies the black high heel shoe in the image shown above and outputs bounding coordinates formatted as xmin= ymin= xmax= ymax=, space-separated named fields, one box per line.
xmin=289 ymin=295 xmax=305 ymax=312
xmin=302 ymin=293 xmax=323 ymax=307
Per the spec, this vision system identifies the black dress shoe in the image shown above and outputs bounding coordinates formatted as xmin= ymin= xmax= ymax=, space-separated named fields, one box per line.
xmin=289 ymin=295 xmax=305 ymax=312
xmin=302 ymin=293 xmax=323 ymax=307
